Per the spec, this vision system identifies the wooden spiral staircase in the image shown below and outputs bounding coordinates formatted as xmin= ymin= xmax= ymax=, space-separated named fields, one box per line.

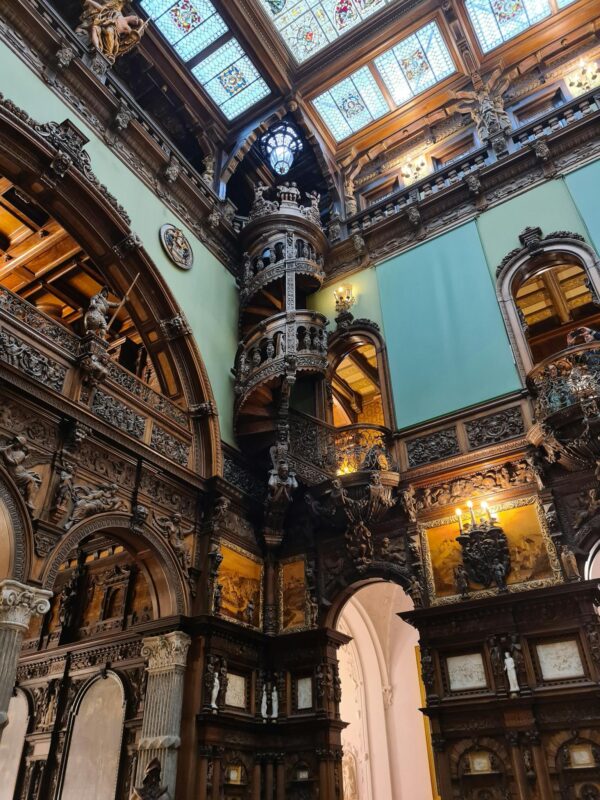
xmin=232 ymin=184 xmax=329 ymax=456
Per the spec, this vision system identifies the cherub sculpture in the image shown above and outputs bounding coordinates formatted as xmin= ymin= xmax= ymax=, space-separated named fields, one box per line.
xmin=448 ymin=68 xmax=511 ymax=143
xmin=77 ymin=0 xmax=148 ymax=65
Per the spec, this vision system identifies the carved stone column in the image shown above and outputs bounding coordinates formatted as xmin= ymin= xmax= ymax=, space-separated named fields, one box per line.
xmin=136 ymin=631 xmax=191 ymax=797
xmin=0 ymin=580 xmax=51 ymax=733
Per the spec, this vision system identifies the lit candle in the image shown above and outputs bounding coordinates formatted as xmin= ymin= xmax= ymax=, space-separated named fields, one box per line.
xmin=456 ymin=508 xmax=463 ymax=533
xmin=467 ymin=500 xmax=476 ymax=527
xmin=481 ymin=501 xmax=492 ymax=522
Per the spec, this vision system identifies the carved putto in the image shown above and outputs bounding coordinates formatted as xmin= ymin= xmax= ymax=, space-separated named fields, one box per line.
xmin=76 ymin=0 xmax=148 ymax=64
xmin=64 ymin=482 xmax=125 ymax=529
xmin=0 ymin=434 xmax=42 ymax=514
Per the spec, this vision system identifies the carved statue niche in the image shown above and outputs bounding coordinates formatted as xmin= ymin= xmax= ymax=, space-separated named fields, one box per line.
xmin=0 ymin=433 xmax=44 ymax=515
xmin=77 ymin=0 xmax=148 ymax=65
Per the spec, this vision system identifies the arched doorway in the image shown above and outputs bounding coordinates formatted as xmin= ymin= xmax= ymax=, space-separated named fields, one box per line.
xmin=335 ymin=582 xmax=436 ymax=800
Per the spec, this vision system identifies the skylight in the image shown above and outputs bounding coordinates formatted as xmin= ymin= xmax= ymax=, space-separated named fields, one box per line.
xmin=258 ymin=0 xmax=393 ymax=64
xmin=140 ymin=0 xmax=270 ymax=119
xmin=312 ymin=21 xmax=455 ymax=142
xmin=465 ymin=0 xmax=552 ymax=53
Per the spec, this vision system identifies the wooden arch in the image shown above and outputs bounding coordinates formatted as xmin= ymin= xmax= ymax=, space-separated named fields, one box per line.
xmin=0 ymin=464 xmax=34 ymax=583
xmin=0 ymin=98 xmax=222 ymax=477
xmin=41 ymin=513 xmax=189 ymax=617
xmin=495 ymin=230 xmax=600 ymax=381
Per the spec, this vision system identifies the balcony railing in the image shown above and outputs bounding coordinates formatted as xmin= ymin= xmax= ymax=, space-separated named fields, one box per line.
xmin=288 ymin=410 xmax=397 ymax=484
xmin=527 ymin=343 xmax=600 ymax=421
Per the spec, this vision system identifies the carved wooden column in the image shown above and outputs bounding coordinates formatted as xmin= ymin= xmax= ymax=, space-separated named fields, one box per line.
xmin=0 ymin=580 xmax=51 ymax=734
xmin=265 ymin=757 xmax=274 ymax=800
xmin=136 ymin=631 xmax=191 ymax=797
xmin=525 ymin=729 xmax=553 ymax=799
xmin=197 ymin=746 xmax=210 ymax=800
xmin=506 ymin=732 xmax=531 ymax=800
xmin=276 ymin=754 xmax=285 ymax=800
xmin=431 ymin=735 xmax=454 ymax=800
xmin=252 ymin=760 xmax=261 ymax=800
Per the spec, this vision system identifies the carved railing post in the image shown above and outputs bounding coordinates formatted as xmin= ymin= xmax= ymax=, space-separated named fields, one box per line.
xmin=136 ymin=631 xmax=191 ymax=797
xmin=0 ymin=580 xmax=51 ymax=734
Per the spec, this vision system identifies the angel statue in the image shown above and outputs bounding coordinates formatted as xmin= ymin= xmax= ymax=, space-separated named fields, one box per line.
xmin=448 ymin=68 xmax=511 ymax=144
xmin=76 ymin=0 xmax=148 ymax=64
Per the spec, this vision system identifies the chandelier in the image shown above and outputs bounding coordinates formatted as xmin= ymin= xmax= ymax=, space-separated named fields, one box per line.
xmin=261 ymin=123 xmax=303 ymax=176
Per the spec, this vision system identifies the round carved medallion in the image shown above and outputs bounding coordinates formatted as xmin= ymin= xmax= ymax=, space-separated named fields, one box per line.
xmin=159 ymin=224 xmax=193 ymax=270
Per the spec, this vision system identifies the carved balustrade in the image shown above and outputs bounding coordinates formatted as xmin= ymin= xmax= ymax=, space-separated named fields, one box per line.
xmin=233 ymin=312 xmax=328 ymax=406
xmin=288 ymin=411 xmax=397 ymax=484
xmin=0 ymin=285 xmax=192 ymax=468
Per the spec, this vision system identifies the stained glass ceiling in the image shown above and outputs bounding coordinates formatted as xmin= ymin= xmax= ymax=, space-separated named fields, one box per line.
xmin=139 ymin=0 xmax=270 ymax=119
xmin=465 ymin=0 xmax=577 ymax=53
xmin=313 ymin=21 xmax=455 ymax=142
xmin=258 ymin=0 xmax=395 ymax=64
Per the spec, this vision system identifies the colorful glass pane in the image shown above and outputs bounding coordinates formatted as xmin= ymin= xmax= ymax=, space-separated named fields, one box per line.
xmin=192 ymin=40 xmax=270 ymax=120
xmin=312 ymin=66 xmax=389 ymax=141
xmin=140 ymin=0 xmax=227 ymax=61
xmin=374 ymin=22 xmax=455 ymax=104
xmin=258 ymin=0 xmax=389 ymax=63
xmin=465 ymin=0 xmax=551 ymax=52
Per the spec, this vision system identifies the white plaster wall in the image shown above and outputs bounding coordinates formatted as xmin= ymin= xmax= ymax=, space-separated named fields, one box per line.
xmin=0 ymin=690 xmax=29 ymax=800
xmin=338 ymin=583 xmax=434 ymax=800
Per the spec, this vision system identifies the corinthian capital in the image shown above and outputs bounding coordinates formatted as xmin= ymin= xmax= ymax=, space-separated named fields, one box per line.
xmin=141 ymin=631 xmax=191 ymax=672
xmin=0 ymin=580 xmax=52 ymax=630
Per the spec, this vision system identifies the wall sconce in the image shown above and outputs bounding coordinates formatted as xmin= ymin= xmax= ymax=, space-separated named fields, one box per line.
xmin=334 ymin=284 xmax=356 ymax=315
xmin=567 ymin=58 xmax=600 ymax=96
xmin=455 ymin=500 xmax=497 ymax=533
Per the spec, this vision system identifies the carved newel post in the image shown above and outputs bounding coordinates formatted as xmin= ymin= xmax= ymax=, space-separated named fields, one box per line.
xmin=136 ymin=631 xmax=191 ymax=798
xmin=0 ymin=580 xmax=51 ymax=733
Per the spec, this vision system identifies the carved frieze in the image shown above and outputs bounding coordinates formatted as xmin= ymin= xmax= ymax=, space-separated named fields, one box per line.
xmin=91 ymin=389 xmax=145 ymax=438
xmin=0 ymin=326 xmax=66 ymax=391
xmin=105 ymin=361 xmax=187 ymax=427
xmin=150 ymin=425 xmax=190 ymax=467
xmin=0 ymin=286 xmax=78 ymax=354
xmin=406 ymin=427 xmax=460 ymax=468
xmin=465 ymin=407 xmax=525 ymax=450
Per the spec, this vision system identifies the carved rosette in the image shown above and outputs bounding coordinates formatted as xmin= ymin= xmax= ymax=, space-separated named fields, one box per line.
xmin=141 ymin=631 xmax=191 ymax=674
xmin=0 ymin=580 xmax=52 ymax=630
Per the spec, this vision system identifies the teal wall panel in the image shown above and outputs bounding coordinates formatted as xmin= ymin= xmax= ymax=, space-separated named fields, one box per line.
xmin=476 ymin=180 xmax=588 ymax=275
xmin=376 ymin=222 xmax=521 ymax=429
xmin=565 ymin=160 xmax=600 ymax=253
xmin=0 ymin=44 xmax=238 ymax=445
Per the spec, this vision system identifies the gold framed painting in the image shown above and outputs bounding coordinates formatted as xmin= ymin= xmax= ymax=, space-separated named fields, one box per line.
xmin=279 ymin=557 xmax=307 ymax=632
xmin=420 ymin=496 xmax=562 ymax=605
xmin=217 ymin=541 xmax=263 ymax=629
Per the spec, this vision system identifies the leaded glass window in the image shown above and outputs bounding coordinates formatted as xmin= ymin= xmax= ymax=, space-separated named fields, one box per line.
xmin=374 ymin=21 xmax=455 ymax=105
xmin=313 ymin=66 xmax=389 ymax=141
xmin=465 ymin=0 xmax=552 ymax=53
xmin=258 ymin=0 xmax=392 ymax=63
xmin=139 ymin=1 xmax=270 ymax=119
xmin=192 ymin=39 xmax=271 ymax=120
xmin=556 ymin=0 xmax=577 ymax=7
xmin=313 ymin=21 xmax=454 ymax=141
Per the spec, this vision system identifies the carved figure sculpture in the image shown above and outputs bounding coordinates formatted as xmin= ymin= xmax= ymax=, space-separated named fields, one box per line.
xmin=261 ymin=683 xmax=268 ymax=721
xmin=271 ymin=684 xmax=279 ymax=719
xmin=65 ymin=482 xmax=124 ymax=529
xmin=210 ymin=670 xmax=220 ymax=711
xmin=401 ymin=485 xmax=418 ymax=522
xmin=454 ymin=564 xmax=470 ymax=599
xmin=504 ymin=651 xmax=520 ymax=695
xmin=156 ymin=513 xmax=191 ymax=570
xmin=130 ymin=758 xmax=170 ymax=800
xmin=83 ymin=287 xmax=120 ymax=338
xmin=263 ymin=461 xmax=298 ymax=543
xmin=77 ymin=0 xmax=148 ymax=64
xmin=0 ymin=434 xmax=41 ymax=514
xmin=408 ymin=575 xmax=424 ymax=608
xmin=560 ymin=544 xmax=581 ymax=581
xmin=575 ymin=488 xmax=600 ymax=529
xmin=51 ymin=462 xmax=74 ymax=521
xmin=449 ymin=68 xmax=511 ymax=143
xmin=380 ymin=537 xmax=406 ymax=565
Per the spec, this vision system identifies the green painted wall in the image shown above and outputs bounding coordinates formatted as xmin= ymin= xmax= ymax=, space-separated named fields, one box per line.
xmin=476 ymin=180 xmax=588 ymax=274
xmin=377 ymin=222 xmax=521 ymax=429
xmin=0 ymin=44 xmax=239 ymax=445
xmin=565 ymin=160 xmax=600 ymax=253
xmin=308 ymin=266 xmax=384 ymax=330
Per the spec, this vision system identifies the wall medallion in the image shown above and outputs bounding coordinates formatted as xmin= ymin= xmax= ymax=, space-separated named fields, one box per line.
xmin=159 ymin=224 xmax=193 ymax=270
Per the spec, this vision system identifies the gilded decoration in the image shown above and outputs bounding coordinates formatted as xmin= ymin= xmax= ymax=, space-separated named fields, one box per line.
xmin=159 ymin=224 xmax=194 ymax=271
xmin=420 ymin=497 xmax=562 ymax=605
xmin=216 ymin=542 xmax=263 ymax=629
xmin=278 ymin=557 xmax=307 ymax=633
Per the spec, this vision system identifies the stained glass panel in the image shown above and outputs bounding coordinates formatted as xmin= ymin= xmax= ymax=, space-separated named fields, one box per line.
xmin=374 ymin=21 xmax=454 ymax=105
xmin=313 ymin=22 xmax=454 ymax=141
xmin=465 ymin=0 xmax=551 ymax=53
xmin=313 ymin=66 xmax=389 ymax=141
xmin=192 ymin=39 xmax=271 ymax=120
xmin=140 ymin=0 xmax=227 ymax=61
xmin=556 ymin=0 xmax=576 ymax=7
xmin=258 ymin=0 xmax=391 ymax=63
